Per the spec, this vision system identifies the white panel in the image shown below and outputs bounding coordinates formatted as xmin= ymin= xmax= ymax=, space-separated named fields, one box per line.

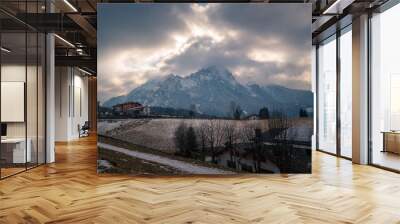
xmin=390 ymin=74 xmax=400 ymax=130
xmin=1 ymin=82 xmax=25 ymax=122
xmin=318 ymin=37 xmax=337 ymax=154
xmin=340 ymin=29 xmax=353 ymax=158
xmin=46 ymin=30 xmax=56 ymax=163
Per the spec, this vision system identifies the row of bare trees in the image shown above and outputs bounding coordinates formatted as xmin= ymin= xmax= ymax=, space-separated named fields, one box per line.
xmin=174 ymin=114 xmax=294 ymax=172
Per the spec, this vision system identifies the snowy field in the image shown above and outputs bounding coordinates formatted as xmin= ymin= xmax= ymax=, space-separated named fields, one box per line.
xmin=98 ymin=118 xmax=313 ymax=153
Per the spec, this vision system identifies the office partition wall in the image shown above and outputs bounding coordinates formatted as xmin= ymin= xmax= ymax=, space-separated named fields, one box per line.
xmin=0 ymin=2 xmax=46 ymax=179
xmin=370 ymin=2 xmax=400 ymax=171
xmin=339 ymin=27 xmax=352 ymax=158
xmin=0 ymin=31 xmax=28 ymax=177
xmin=317 ymin=35 xmax=337 ymax=155
xmin=316 ymin=24 xmax=353 ymax=159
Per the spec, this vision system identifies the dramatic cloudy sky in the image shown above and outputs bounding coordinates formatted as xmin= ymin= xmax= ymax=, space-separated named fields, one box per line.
xmin=98 ymin=3 xmax=311 ymax=103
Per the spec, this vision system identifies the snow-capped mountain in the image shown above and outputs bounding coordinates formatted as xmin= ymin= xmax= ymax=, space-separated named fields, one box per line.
xmin=103 ymin=66 xmax=313 ymax=116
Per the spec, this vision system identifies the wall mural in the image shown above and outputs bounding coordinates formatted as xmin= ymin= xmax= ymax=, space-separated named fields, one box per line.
xmin=97 ymin=3 xmax=313 ymax=175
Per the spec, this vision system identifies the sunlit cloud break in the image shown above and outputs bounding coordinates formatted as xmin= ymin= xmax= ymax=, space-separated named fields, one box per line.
xmin=98 ymin=3 xmax=311 ymax=103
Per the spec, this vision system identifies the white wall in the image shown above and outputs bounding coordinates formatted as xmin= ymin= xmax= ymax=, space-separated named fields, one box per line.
xmin=71 ymin=73 xmax=89 ymax=138
xmin=55 ymin=67 xmax=70 ymax=141
xmin=1 ymin=65 xmax=35 ymax=138
xmin=55 ymin=67 xmax=89 ymax=141
xmin=1 ymin=63 xmax=46 ymax=164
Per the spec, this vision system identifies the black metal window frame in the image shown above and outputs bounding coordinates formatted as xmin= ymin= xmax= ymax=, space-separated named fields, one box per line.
xmin=0 ymin=0 xmax=48 ymax=180
xmin=367 ymin=0 xmax=400 ymax=173
xmin=314 ymin=20 xmax=353 ymax=161
xmin=315 ymin=0 xmax=400 ymax=173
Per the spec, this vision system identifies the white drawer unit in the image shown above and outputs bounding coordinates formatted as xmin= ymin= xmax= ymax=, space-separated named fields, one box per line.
xmin=1 ymin=138 xmax=32 ymax=163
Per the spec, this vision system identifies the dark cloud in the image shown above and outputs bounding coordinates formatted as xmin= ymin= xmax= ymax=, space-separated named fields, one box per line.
xmin=207 ymin=4 xmax=311 ymax=51
xmin=98 ymin=4 xmax=191 ymax=54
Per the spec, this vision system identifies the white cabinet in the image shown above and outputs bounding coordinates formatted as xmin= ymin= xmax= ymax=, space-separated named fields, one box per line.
xmin=1 ymin=138 xmax=32 ymax=163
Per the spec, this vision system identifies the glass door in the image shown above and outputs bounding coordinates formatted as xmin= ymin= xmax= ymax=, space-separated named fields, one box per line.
xmin=317 ymin=35 xmax=337 ymax=154
xmin=370 ymin=3 xmax=400 ymax=171
xmin=1 ymin=30 xmax=28 ymax=178
xmin=339 ymin=26 xmax=352 ymax=158
xmin=0 ymin=1 xmax=46 ymax=179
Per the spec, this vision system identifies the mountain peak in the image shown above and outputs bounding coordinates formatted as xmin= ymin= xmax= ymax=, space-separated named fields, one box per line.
xmin=203 ymin=65 xmax=227 ymax=72
xmin=164 ymin=73 xmax=178 ymax=79
xmin=201 ymin=65 xmax=230 ymax=75
xmin=191 ymin=65 xmax=236 ymax=83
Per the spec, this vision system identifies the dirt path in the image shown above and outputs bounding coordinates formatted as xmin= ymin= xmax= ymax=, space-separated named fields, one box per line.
xmin=98 ymin=143 xmax=235 ymax=175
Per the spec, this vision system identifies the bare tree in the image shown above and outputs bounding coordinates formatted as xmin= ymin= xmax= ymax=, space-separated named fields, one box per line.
xmin=266 ymin=111 xmax=293 ymax=172
xmin=196 ymin=122 xmax=208 ymax=160
xmin=174 ymin=122 xmax=187 ymax=155
xmin=239 ymin=122 xmax=262 ymax=172
xmin=267 ymin=111 xmax=292 ymax=143
xmin=185 ymin=126 xmax=197 ymax=157
xmin=229 ymin=101 xmax=242 ymax=120
xmin=204 ymin=119 xmax=225 ymax=163
xmin=189 ymin=104 xmax=196 ymax=118
xmin=240 ymin=122 xmax=257 ymax=144
xmin=224 ymin=121 xmax=239 ymax=169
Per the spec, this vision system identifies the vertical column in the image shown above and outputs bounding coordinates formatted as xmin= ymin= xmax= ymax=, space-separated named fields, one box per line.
xmin=336 ymin=30 xmax=341 ymax=156
xmin=352 ymin=14 xmax=369 ymax=164
xmin=311 ymin=45 xmax=317 ymax=150
xmin=46 ymin=0 xmax=55 ymax=163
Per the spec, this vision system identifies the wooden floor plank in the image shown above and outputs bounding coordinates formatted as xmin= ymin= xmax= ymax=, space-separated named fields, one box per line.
xmin=0 ymin=135 xmax=399 ymax=223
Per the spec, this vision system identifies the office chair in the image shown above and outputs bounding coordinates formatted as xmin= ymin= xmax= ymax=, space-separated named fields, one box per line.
xmin=79 ymin=121 xmax=90 ymax=138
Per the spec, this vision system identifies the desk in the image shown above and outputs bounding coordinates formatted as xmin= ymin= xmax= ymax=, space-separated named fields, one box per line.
xmin=382 ymin=131 xmax=400 ymax=154
xmin=1 ymin=138 xmax=31 ymax=163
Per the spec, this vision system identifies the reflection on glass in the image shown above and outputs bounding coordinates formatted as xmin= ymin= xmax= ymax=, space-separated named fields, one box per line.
xmin=1 ymin=32 xmax=27 ymax=177
xmin=27 ymin=31 xmax=38 ymax=169
xmin=38 ymin=33 xmax=46 ymax=165
xmin=0 ymin=1 xmax=46 ymax=179
xmin=340 ymin=28 xmax=352 ymax=158
xmin=371 ymin=3 xmax=400 ymax=171
xmin=318 ymin=36 xmax=337 ymax=154
xmin=390 ymin=75 xmax=400 ymax=130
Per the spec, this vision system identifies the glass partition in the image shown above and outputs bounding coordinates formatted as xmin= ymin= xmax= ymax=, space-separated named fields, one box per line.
xmin=1 ymin=31 xmax=28 ymax=177
xmin=38 ymin=32 xmax=45 ymax=165
xmin=0 ymin=2 xmax=46 ymax=179
xmin=370 ymin=3 xmax=400 ymax=171
xmin=339 ymin=27 xmax=352 ymax=158
xmin=317 ymin=35 xmax=337 ymax=154
xmin=27 ymin=31 xmax=38 ymax=169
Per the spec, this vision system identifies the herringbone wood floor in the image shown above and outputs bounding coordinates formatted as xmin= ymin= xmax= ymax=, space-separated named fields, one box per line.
xmin=1 ymin=135 xmax=400 ymax=224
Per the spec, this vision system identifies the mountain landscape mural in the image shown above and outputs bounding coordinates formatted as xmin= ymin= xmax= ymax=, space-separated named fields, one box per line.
xmin=103 ymin=66 xmax=313 ymax=117
xmin=98 ymin=3 xmax=312 ymax=175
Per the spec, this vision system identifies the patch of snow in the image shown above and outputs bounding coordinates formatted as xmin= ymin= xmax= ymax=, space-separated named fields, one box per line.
xmin=181 ymin=79 xmax=196 ymax=89
xmin=98 ymin=143 xmax=234 ymax=175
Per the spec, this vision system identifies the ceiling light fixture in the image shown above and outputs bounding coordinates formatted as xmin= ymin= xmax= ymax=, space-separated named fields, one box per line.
xmin=322 ymin=0 xmax=354 ymax=15
xmin=76 ymin=48 xmax=85 ymax=55
xmin=322 ymin=0 xmax=342 ymax=14
xmin=1 ymin=47 xmax=11 ymax=53
xmin=78 ymin=67 xmax=93 ymax=76
xmin=54 ymin=34 xmax=75 ymax=48
xmin=63 ymin=0 xmax=78 ymax=12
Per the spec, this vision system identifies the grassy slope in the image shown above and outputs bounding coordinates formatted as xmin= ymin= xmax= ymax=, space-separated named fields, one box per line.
xmin=98 ymin=147 xmax=186 ymax=175
xmin=98 ymin=135 xmax=237 ymax=174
